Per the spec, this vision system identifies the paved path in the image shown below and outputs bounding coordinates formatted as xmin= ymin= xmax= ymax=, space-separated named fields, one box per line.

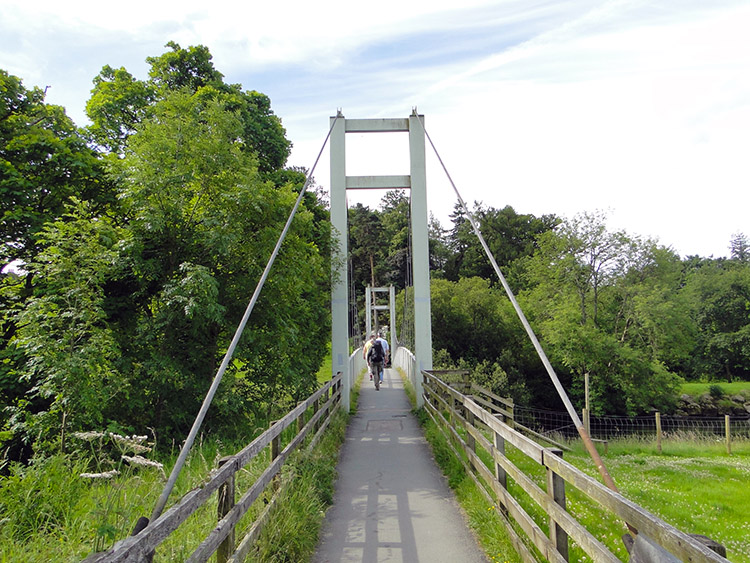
xmin=313 ymin=368 xmax=489 ymax=563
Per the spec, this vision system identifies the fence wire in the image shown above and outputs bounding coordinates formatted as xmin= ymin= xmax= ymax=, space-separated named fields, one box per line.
xmin=514 ymin=406 xmax=750 ymax=441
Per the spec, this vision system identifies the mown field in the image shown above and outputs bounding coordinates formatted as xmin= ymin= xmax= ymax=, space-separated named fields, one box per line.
xmin=681 ymin=381 xmax=750 ymax=397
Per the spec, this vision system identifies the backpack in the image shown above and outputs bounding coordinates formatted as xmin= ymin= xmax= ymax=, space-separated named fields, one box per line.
xmin=370 ymin=340 xmax=384 ymax=362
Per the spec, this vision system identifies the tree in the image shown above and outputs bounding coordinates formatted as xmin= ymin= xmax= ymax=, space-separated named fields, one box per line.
xmin=87 ymin=42 xmax=291 ymax=174
xmin=10 ymin=200 xmax=121 ymax=452
xmin=378 ymin=191 xmax=411 ymax=290
xmin=348 ymin=203 xmax=384 ymax=290
xmin=523 ymin=212 xmax=682 ymax=414
xmin=684 ymin=261 xmax=750 ymax=381
xmin=85 ymin=65 xmax=155 ymax=154
xmin=730 ymin=232 xmax=749 ymax=263
xmin=4 ymin=52 xmax=329 ymax=455
xmin=1 ymin=70 xmax=111 ymax=271
xmin=101 ymin=90 xmax=329 ymax=434
xmin=444 ymin=202 xmax=557 ymax=285
xmin=1 ymin=70 xmax=112 ymax=445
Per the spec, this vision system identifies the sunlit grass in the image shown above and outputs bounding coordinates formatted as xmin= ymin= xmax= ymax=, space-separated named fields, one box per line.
xmin=415 ymin=392 xmax=750 ymax=563
xmin=681 ymin=381 xmax=750 ymax=396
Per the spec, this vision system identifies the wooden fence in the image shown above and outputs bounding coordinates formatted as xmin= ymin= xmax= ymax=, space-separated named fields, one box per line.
xmin=86 ymin=374 xmax=342 ymax=562
xmin=422 ymin=370 xmax=729 ymax=563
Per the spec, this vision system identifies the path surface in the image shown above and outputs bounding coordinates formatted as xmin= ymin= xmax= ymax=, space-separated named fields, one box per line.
xmin=313 ymin=368 xmax=489 ymax=563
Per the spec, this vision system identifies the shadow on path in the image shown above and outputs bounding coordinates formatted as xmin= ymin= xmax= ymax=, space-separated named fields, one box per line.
xmin=313 ymin=369 xmax=488 ymax=563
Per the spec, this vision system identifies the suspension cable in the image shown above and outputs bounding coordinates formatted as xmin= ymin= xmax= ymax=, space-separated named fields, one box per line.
xmin=411 ymin=110 xmax=625 ymax=499
xmin=149 ymin=115 xmax=340 ymax=524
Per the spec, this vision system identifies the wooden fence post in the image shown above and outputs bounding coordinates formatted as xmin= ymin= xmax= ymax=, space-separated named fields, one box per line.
xmin=725 ymin=415 xmax=731 ymax=455
xmin=582 ymin=408 xmax=590 ymax=437
xmin=298 ymin=402 xmax=305 ymax=435
xmin=313 ymin=397 xmax=320 ymax=432
xmin=216 ymin=456 xmax=236 ymax=563
xmin=655 ymin=412 xmax=662 ymax=454
xmin=546 ymin=448 xmax=568 ymax=561
xmin=271 ymin=421 xmax=280 ymax=491
xmin=494 ymin=429 xmax=507 ymax=516
xmin=465 ymin=400 xmax=476 ymax=466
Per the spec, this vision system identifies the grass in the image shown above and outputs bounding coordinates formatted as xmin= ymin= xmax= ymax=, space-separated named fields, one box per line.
xmin=248 ymin=410 xmax=349 ymax=562
xmin=681 ymin=381 xmax=750 ymax=396
xmin=566 ymin=439 xmax=750 ymax=562
xmin=0 ymin=353 xmax=350 ymax=562
xmin=409 ymin=377 xmax=750 ymax=563
xmin=316 ymin=343 xmax=333 ymax=385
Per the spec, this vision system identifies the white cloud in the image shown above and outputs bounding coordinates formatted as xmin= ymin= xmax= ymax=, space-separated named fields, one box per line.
xmin=2 ymin=0 xmax=748 ymax=257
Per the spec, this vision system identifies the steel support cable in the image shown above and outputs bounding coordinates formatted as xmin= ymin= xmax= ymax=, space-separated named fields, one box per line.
xmin=149 ymin=115 xmax=340 ymax=524
xmin=411 ymin=111 xmax=625 ymax=501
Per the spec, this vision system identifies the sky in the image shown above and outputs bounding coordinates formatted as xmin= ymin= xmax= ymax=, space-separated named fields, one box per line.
xmin=2 ymin=0 xmax=749 ymax=258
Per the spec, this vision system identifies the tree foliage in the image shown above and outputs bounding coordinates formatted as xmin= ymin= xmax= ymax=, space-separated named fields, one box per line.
xmin=1 ymin=46 xmax=329 ymax=460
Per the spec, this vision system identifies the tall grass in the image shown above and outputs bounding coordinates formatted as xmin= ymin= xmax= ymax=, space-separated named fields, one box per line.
xmin=0 ymin=349 xmax=343 ymax=561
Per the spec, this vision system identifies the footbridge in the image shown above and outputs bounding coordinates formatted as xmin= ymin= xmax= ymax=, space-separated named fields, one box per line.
xmin=87 ymin=112 xmax=729 ymax=563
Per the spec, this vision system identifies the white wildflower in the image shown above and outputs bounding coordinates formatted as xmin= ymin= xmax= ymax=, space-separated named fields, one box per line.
xmin=110 ymin=433 xmax=152 ymax=453
xmin=122 ymin=455 xmax=166 ymax=479
xmin=80 ymin=469 xmax=120 ymax=479
xmin=72 ymin=431 xmax=107 ymax=441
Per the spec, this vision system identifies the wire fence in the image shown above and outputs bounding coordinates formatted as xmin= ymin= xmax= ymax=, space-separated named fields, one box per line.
xmin=514 ymin=406 xmax=750 ymax=441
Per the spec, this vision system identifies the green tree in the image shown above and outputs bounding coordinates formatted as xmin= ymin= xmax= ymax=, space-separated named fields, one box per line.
xmin=523 ymin=212 xmax=682 ymax=414
xmin=5 ymin=55 xmax=329 ymax=456
xmin=730 ymin=232 xmax=749 ymax=263
xmin=444 ymin=202 xmax=557 ymax=285
xmin=684 ymin=261 xmax=750 ymax=381
xmin=1 ymin=70 xmax=112 ymax=447
xmin=378 ymin=191 xmax=411 ymax=290
xmin=103 ymin=90 xmax=329 ymax=434
xmin=10 ymin=200 xmax=121 ymax=453
xmin=85 ymin=65 xmax=155 ymax=154
xmin=1 ymin=70 xmax=110 ymax=270
xmin=348 ymin=203 xmax=384 ymax=290
xmin=87 ymin=42 xmax=291 ymax=174
xmin=425 ymin=277 xmax=535 ymax=405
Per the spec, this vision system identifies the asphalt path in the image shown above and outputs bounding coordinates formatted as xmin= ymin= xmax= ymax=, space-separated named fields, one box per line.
xmin=313 ymin=368 xmax=489 ymax=563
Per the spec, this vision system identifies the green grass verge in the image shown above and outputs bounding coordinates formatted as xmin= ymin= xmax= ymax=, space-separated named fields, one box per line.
xmin=249 ymin=410 xmax=349 ymax=562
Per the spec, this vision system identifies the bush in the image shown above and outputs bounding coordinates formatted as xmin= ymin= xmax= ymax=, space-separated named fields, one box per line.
xmin=709 ymin=384 xmax=725 ymax=399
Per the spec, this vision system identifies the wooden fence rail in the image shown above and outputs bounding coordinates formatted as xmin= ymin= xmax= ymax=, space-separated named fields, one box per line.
xmin=422 ymin=371 xmax=728 ymax=563
xmin=87 ymin=374 xmax=342 ymax=563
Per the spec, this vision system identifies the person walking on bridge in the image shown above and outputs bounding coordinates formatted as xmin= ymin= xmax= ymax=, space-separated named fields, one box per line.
xmin=366 ymin=332 xmax=386 ymax=390
xmin=363 ymin=332 xmax=374 ymax=379
xmin=376 ymin=331 xmax=390 ymax=371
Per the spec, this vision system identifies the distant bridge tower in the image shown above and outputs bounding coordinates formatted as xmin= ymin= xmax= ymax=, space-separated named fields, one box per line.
xmin=330 ymin=112 xmax=433 ymax=408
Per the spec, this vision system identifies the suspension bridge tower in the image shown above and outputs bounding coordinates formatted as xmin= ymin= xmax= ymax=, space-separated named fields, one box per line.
xmin=330 ymin=111 xmax=433 ymax=408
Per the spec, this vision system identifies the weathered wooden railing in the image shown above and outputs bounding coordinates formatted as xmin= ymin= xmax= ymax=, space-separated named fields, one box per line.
xmin=422 ymin=370 xmax=728 ymax=563
xmin=87 ymin=374 xmax=343 ymax=562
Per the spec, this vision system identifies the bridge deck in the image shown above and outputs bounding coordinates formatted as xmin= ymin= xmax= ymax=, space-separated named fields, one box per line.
xmin=313 ymin=368 xmax=489 ymax=563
